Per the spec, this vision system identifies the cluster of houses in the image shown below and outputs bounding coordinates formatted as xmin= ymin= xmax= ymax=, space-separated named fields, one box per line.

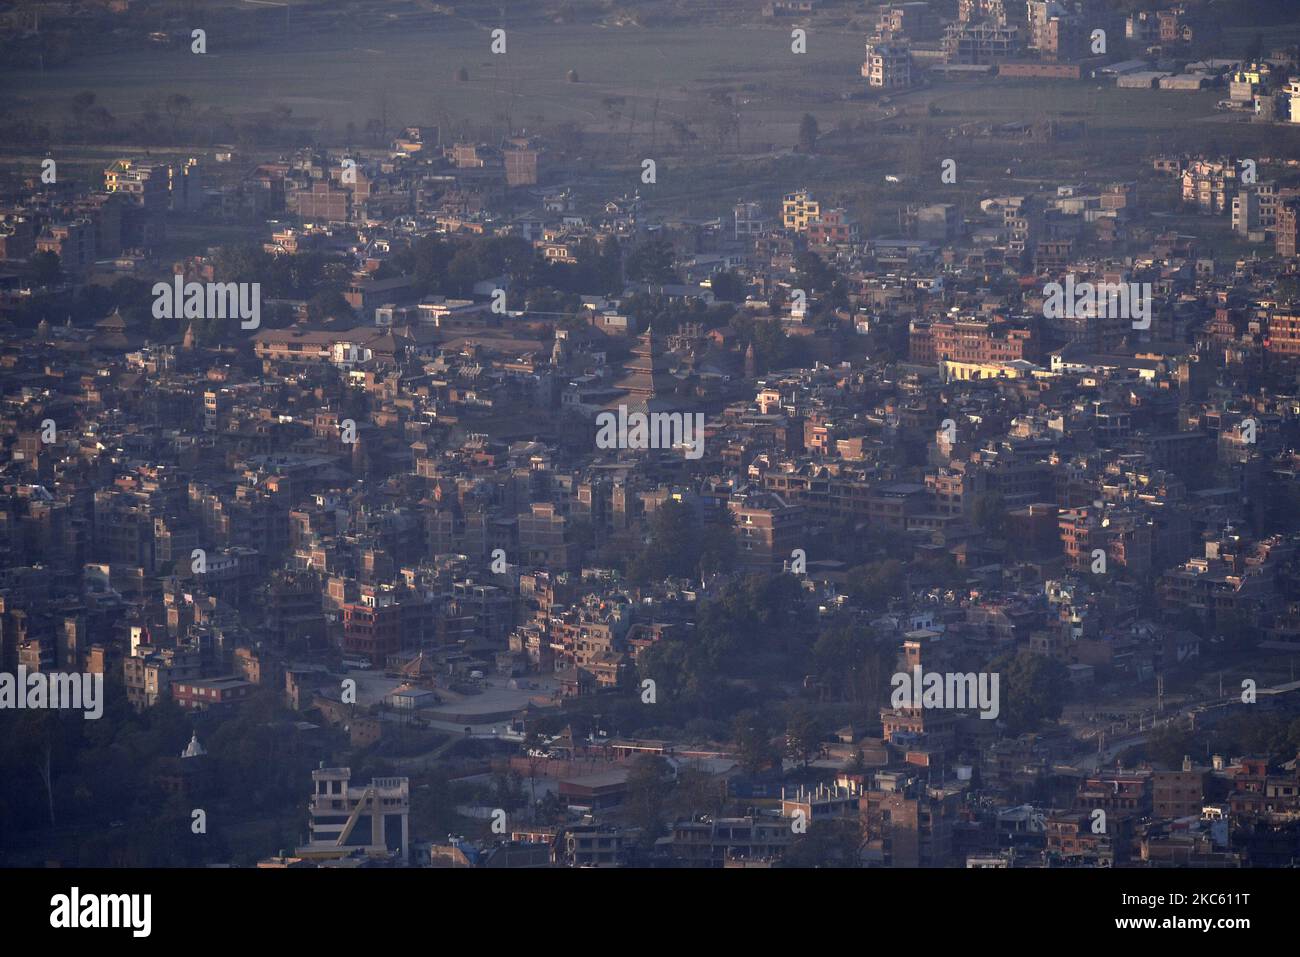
xmin=6 ymin=3 xmax=1300 ymax=867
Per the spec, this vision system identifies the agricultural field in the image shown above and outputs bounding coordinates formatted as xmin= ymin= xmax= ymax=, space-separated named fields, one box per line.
xmin=2 ymin=22 xmax=863 ymax=141
xmin=17 ymin=19 xmax=1257 ymax=153
xmin=8 ymin=14 xmax=1300 ymax=231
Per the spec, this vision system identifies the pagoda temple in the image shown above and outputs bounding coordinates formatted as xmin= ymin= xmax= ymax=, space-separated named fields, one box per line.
xmin=603 ymin=328 xmax=686 ymax=415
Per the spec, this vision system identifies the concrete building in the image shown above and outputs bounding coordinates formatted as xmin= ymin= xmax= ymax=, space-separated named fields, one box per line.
xmin=876 ymin=2 xmax=939 ymax=40
xmin=863 ymin=37 xmax=913 ymax=89
xmin=733 ymin=201 xmax=767 ymax=240
xmin=36 ymin=219 xmax=96 ymax=276
xmin=104 ymin=159 xmax=169 ymax=212
xmin=1277 ymin=199 xmax=1300 ymax=258
xmin=782 ymin=189 xmax=821 ymax=233
xmin=861 ymin=780 xmax=961 ymax=867
xmin=728 ymin=489 xmax=805 ymax=574
xmin=297 ymin=767 xmax=411 ymax=861
xmin=1232 ymin=191 xmax=1260 ymax=237
xmin=171 ymin=675 xmax=254 ymax=712
xmin=944 ymin=21 xmax=1019 ymax=64
xmin=671 ymin=814 xmax=792 ymax=866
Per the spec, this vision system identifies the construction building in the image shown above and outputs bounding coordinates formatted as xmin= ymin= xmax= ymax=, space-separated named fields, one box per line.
xmin=863 ymin=37 xmax=913 ymax=89
xmin=297 ymin=766 xmax=411 ymax=862
xmin=944 ymin=21 xmax=1020 ymax=64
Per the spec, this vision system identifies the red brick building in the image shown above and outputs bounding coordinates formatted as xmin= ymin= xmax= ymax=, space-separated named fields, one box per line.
xmin=343 ymin=599 xmax=402 ymax=665
xmin=172 ymin=676 xmax=254 ymax=712
xmin=1276 ymin=199 xmax=1300 ymax=259
xmin=909 ymin=318 xmax=1039 ymax=365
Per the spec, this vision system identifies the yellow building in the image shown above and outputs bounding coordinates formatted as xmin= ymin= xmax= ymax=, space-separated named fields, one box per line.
xmin=782 ymin=189 xmax=821 ymax=232
xmin=103 ymin=158 xmax=169 ymax=210
xmin=942 ymin=358 xmax=1038 ymax=381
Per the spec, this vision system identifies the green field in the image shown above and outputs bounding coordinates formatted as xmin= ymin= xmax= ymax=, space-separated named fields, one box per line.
xmin=11 ymin=17 xmax=1300 ymax=158
xmin=9 ymin=16 xmax=1300 ymax=227
xmin=3 ymin=22 xmax=866 ymax=141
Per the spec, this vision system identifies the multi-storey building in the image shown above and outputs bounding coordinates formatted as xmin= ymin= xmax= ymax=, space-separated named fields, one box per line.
xmin=909 ymin=317 xmax=1038 ymax=365
xmin=1153 ymin=760 xmax=1208 ymax=819
xmin=1267 ymin=310 xmax=1300 ymax=357
xmin=728 ymin=489 xmax=805 ymax=573
xmin=104 ymin=159 xmax=169 ymax=211
xmin=805 ymin=207 xmax=860 ymax=246
xmin=1276 ymin=198 xmax=1300 ymax=257
xmin=876 ymin=2 xmax=939 ymax=40
xmin=761 ymin=463 xmax=874 ymax=522
xmin=1181 ymin=159 xmax=1241 ymax=214
xmin=860 ymin=780 xmax=961 ymax=867
xmin=862 ymin=38 xmax=913 ymax=89
xmin=297 ymin=767 xmax=410 ymax=861
xmin=518 ymin=502 xmax=570 ymax=568
xmin=172 ymin=675 xmax=255 ymax=712
xmin=958 ymin=0 xmax=1007 ymax=25
xmin=733 ymin=201 xmax=767 ymax=239
xmin=782 ymin=189 xmax=821 ymax=233
xmin=35 ymin=219 xmax=96 ymax=276
xmin=123 ymin=645 xmax=202 ymax=711
xmin=504 ymin=138 xmax=541 ymax=187
xmin=944 ymin=21 xmax=1019 ymax=64
xmin=1232 ymin=191 xmax=1260 ymax=237
xmin=342 ymin=594 xmax=403 ymax=665
xmin=671 ymin=815 xmax=793 ymax=866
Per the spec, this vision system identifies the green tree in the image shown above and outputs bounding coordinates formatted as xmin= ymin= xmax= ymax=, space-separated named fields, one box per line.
xmin=490 ymin=770 xmax=527 ymax=812
xmin=625 ymin=239 xmax=679 ymax=285
xmin=729 ymin=313 xmax=799 ymax=372
xmin=629 ymin=499 xmax=703 ymax=582
xmin=639 ymin=638 xmax=690 ymax=702
xmin=30 ymin=251 xmax=63 ymax=286
xmin=733 ymin=711 xmax=779 ymax=775
xmin=795 ymin=251 xmax=837 ymax=299
xmin=699 ymin=509 xmax=738 ymax=577
xmin=708 ymin=269 xmax=746 ymax=302
xmin=784 ymin=818 xmax=861 ymax=867
xmin=624 ymin=754 xmax=672 ymax=849
xmin=1217 ymin=711 xmax=1292 ymax=761
xmin=812 ymin=621 xmax=890 ymax=705
xmin=1147 ymin=722 xmax=1195 ymax=769
xmin=1215 ymin=607 xmax=1257 ymax=650
xmin=668 ymin=766 xmax=725 ymax=819
xmin=164 ymin=93 xmax=193 ymax=133
xmin=1245 ymin=32 xmax=1264 ymax=64
xmin=784 ymin=703 xmax=823 ymax=768
xmin=445 ymin=247 xmax=487 ymax=295
xmin=308 ymin=289 xmax=353 ymax=324
xmin=798 ymin=113 xmax=820 ymax=153
xmin=70 ymin=90 xmax=97 ymax=135
xmin=845 ymin=559 xmax=905 ymax=610
xmin=989 ymin=652 xmax=1069 ymax=734
xmin=410 ymin=769 xmax=461 ymax=838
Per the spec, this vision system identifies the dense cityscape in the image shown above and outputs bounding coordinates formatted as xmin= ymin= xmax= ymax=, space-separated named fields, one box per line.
xmin=1 ymin=0 xmax=1299 ymax=891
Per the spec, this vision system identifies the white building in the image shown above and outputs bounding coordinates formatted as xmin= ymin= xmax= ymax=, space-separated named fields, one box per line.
xmin=733 ymin=201 xmax=767 ymax=240
xmin=1232 ymin=191 xmax=1260 ymax=237
xmin=297 ymin=767 xmax=411 ymax=862
xmin=1287 ymin=80 xmax=1300 ymax=124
